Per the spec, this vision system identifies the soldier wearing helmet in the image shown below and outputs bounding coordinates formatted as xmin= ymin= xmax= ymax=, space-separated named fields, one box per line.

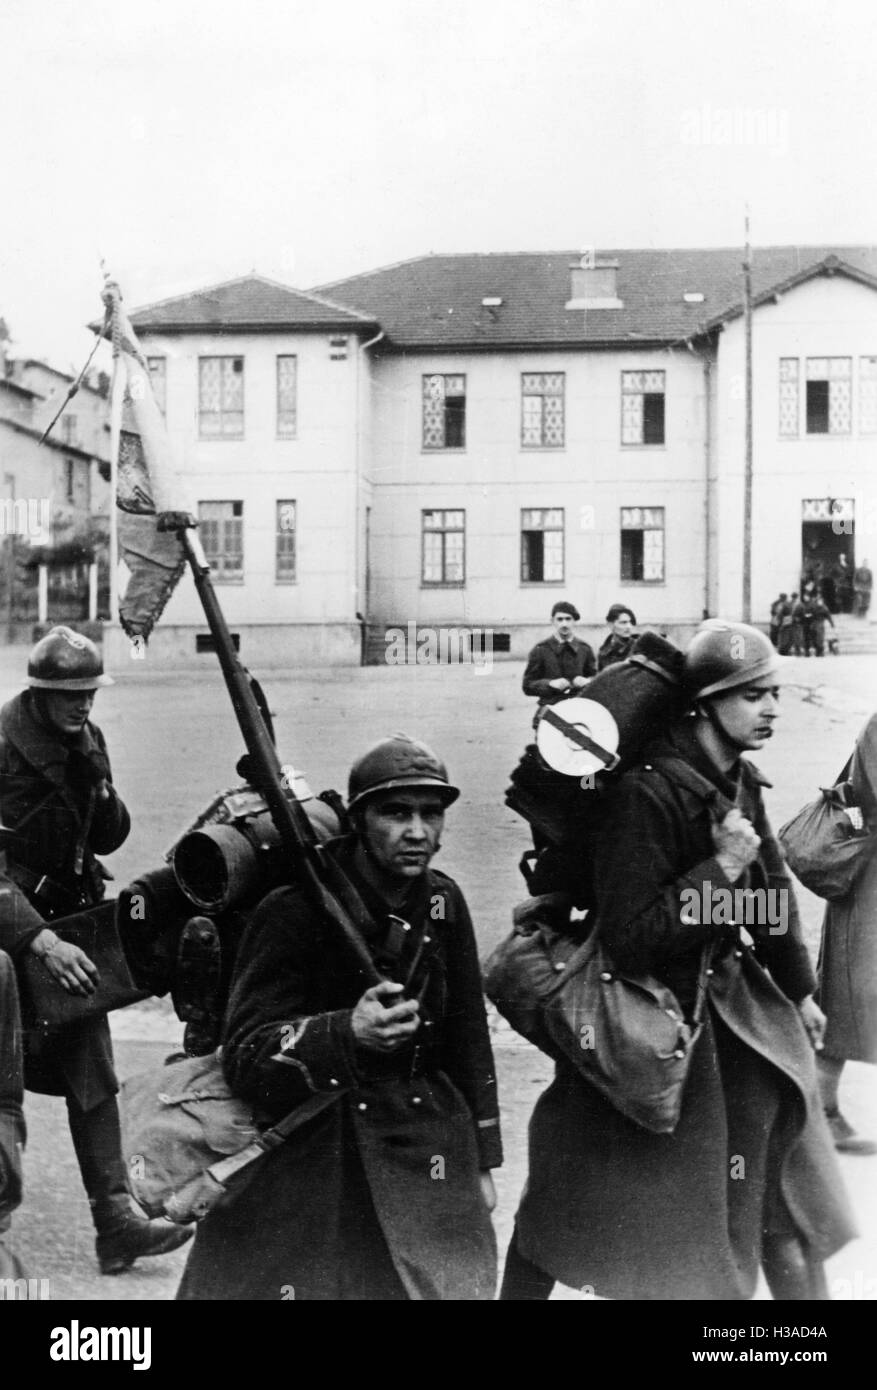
xmin=177 ymin=734 xmax=502 ymax=1301
xmin=502 ymin=620 xmax=854 ymax=1303
xmin=0 ymin=626 xmax=193 ymax=1275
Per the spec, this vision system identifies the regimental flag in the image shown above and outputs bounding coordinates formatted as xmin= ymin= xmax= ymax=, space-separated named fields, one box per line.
xmin=102 ymin=281 xmax=191 ymax=641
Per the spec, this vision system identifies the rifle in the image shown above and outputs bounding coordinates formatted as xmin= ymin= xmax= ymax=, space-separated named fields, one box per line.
xmin=165 ymin=520 xmax=383 ymax=989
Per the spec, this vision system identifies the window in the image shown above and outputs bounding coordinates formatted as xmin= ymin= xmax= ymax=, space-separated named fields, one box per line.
xmin=621 ymin=371 xmax=665 ymax=445
xmin=522 ymin=373 xmax=565 ymax=447
xmin=860 ymin=357 xmax=877 ymax=435
xmin=147 ymin=357 xmax=167 ymax=415
xmin=805 ymin=357 xmax=851 ymax=434
xmin=521 ymin=508 xmax=564 ymax=582
xmin=779 ymin=357 xmax=799 ymax=436
xmin=276 ymin=500 xmax=296 ymax=582
xmin=199 ymin=357 xmax=244 ymax=438
xmin=422 ymin=509 xmax=465 ymax=584
xmin=277 ymin=356 xmax=297 ymax=437
xmin=199 ymin=500 xmax=243 ymax=581
xmin=422 ymin=374 xmax=466 ymax=449
xmin=620 ymin=506 xmax=665 ymax=582
xmin=62 ymin=414 xmax=78 ymax=445
xmin=65 ymin=458 xmax=75 ymax=503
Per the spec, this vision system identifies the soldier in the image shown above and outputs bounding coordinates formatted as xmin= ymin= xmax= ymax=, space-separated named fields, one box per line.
xmin=177 ymin=734 xmax=502 ymax=1300
xmin=522 ymin=600 xmax=596 ymax=716
xmin=501 ymin=623 xmax=855 ymax=1300
xmin=596 ymin=603 xmax=637 ymax=671
xmin=0 ymin=627 xmax=193 ymax=1275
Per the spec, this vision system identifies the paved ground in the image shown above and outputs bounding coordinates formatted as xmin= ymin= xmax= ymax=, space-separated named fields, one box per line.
xmin=2 ymin=646 xmax=876 ymax=1300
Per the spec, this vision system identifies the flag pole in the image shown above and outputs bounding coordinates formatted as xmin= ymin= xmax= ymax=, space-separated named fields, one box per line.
xmin=742 ymin=209 xmax=754 ymax=624
xmin=168 ymin=522 xmax=382 ymax=985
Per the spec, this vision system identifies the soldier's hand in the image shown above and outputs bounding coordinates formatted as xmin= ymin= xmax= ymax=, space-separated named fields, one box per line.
xmin=712 ymin=808 xmax=761 ymax=881
xmin=38 ymin=937 xmax=99 ymax=997
xmin=572 ymin=676 xmax=589 ymax=689
xmin=548 ymin=677 xmax=572 ymax=692
xmin=351 ymin=981 xmax=420 ymax=1053
xmin=797 ymin=995 xmax=826 ymax=1052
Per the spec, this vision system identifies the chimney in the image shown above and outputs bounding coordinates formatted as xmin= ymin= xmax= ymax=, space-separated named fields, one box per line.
xmin=565 ymin=257 xmax=622 ymax=310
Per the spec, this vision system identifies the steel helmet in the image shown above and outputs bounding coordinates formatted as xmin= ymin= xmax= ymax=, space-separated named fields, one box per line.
xmin=684 ymin=621 xmax=783 ymax=700
xmin=347 ymin=734 xmax=460 ymax=811
xmin=27 ymin=626 xmax=114 ymax=691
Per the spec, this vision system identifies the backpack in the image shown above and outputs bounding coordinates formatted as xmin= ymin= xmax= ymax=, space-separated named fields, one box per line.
xmin=506 ymin=632 xmax=687 ymax=907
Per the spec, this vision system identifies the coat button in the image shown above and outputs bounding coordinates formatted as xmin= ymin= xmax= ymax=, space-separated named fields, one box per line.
xmin=705 ymin=968 xmax=714 ymax=977
xmin=424 ymin=936 xmax=431 ymax=944
xmin=357 ymin=1102 xmax=368 ymax=1112
xmin=600 ymin=971 xmax=613 ymax=983
xmin=673 ymin=1049 xmax=686 ymax=1060
xmin=644 ymin=764 xmax=653 ymax=771
xmin=734 ymin=949 xmax=743 ymax=959
xmin=411 ymin=1095 xmax=422 ymax=1106
xmin=329 ymin=1078 xmax=340 ymax=1087
xmin=554 ymin=962 xmax=566 ymax=971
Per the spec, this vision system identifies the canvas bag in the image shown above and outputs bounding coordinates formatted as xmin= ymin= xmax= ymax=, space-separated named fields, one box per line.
xmin=484 ymin=755 xmax=730 ymax=1134
xmin=483 ymin=900 xmax=712 ymax=1135
xmin=121 ymin=1049 xmax=343 ymax=1224
xmin=778 ymin=765 xmax=875 ymax=901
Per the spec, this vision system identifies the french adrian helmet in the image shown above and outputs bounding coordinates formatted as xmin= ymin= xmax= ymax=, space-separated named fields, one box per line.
xmin=347 ymin=734 xmax=460 ymax=811
xmin=684 ymin=621 xmax=782 ymax=700
xmin=27 ymin=626 xmax=114 ymax=691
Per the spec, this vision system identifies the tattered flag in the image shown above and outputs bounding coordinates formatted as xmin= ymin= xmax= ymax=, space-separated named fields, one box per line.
xmin=102 ymin=282 xmax=191 ymax=641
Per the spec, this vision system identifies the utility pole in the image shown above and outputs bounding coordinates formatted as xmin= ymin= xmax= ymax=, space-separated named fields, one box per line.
xmin=742 ymin=210 xmax=753 ymax=623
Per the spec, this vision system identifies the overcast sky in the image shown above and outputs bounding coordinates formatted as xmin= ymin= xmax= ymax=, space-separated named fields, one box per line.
xmin=2 ymin=0 xmax=875 ymax=371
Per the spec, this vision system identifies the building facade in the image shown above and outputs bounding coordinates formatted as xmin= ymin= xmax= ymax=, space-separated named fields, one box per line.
xmin=0 ymin=346 xmax=111 ymax=637
xmin=120 ymin=247 xmax=877 ymax=664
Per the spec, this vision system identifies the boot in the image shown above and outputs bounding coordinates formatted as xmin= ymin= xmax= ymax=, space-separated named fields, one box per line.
xmin=67 ymin=1091 xmax=194 ymax=1274
xmin=762 ymin=1234 xmax=829 ymax=1301
xmin=94 ymin=1208 xmax=194 ymax=1276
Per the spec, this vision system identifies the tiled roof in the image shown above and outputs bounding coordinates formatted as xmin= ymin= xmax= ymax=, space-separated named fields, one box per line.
xmin=128 ymin=274 xmax=379 ymax=333
xmin=314 ymin=246 xmax=877 ymax=349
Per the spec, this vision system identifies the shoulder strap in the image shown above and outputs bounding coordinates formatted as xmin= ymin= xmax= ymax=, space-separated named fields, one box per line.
xmin=648 ymin=754 xmax=736 ymax=821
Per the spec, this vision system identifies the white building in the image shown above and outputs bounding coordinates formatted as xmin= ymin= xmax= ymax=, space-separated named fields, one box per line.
xmin=119 ymin=246 xmax=877 ymax=664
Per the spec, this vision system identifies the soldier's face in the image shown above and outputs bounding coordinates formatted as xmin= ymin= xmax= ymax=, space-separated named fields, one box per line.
xmin=43 ymin=689 xmax=96 ymax=736
xmin=612 ymin=614 xmax=633 ymax=638
xmin=553 ymin=613 xmax=576 ymax=641
xmin=361 ymin=791 xmax=446 ymax=879
xmin=710 ymin=682 xmax=780 ymax=750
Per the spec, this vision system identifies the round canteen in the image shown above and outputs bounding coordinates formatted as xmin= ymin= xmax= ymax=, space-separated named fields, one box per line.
xmin=536 ymin=698 xmax=620 ymax=778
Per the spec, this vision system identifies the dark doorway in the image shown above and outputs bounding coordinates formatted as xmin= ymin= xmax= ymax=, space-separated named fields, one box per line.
xmin=802 ymin=516 xmax=854 ymax=613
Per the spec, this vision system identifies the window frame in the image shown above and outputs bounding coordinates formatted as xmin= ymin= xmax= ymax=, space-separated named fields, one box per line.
xmin=521 ymin=372 xmax=566 ymax=449
xmin=620 ymin=505 xmax=665 ymax=584
xmin=520 ymin=507 xmax=565 ymax=583
xmin=276 ymin=355 xmax=298 ymax=439
xmin=421 ymin=508 xmax=466 ymax=587
xmin=804 ymin=356 xmax=852 ymax=437
xmin=275 ymin=499 xmax=297 ymax=584
xmin=198 ymin=499 xmax=244 ymax=583
xmin=198 ymin=355 xmax=245 ymax=440
xmin=621 ymin=370 xmax=666 ymax=447
xmin=422 ymin=374 xmax=467 ymax=451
